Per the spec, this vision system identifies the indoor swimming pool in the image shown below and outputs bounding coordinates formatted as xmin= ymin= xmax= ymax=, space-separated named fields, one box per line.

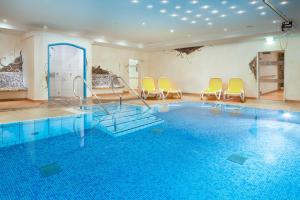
xmin=0 ymin=102 xmax=300 ymax=199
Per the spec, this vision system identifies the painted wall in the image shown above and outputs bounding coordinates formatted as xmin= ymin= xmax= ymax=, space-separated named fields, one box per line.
xmin=144 ymin=33 xmax=300 ymax=100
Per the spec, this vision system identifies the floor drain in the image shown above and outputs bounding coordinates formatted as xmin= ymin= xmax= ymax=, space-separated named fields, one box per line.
xmin=152 ymin=128 xmax=163 ymax=134
xmin=227 ymin=154 xmax=248 ymax=165
xmin=31 ymin=132 xmax=39 ymax=136
xmin=39 ymin=162 xmax=62 ymax=177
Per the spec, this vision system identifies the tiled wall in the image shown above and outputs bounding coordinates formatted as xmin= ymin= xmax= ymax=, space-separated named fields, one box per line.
xmin=0 ymin=72 xmax=26 ymax=89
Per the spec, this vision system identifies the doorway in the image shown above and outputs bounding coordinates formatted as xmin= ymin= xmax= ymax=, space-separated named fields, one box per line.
xmin=48 ymin=43 xmax=86 ymax=99
xmin=258 ymin=51 xmax=284 ymax=101
xmin=128 ymin=59 xmax=139 ymax=90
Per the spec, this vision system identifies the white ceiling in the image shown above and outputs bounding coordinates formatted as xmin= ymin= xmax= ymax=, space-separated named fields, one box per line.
xmin=0 ymin=0 xmax=299 ymax=50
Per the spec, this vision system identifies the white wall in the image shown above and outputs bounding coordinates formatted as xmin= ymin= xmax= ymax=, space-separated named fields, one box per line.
xmin=145 ymin=34 xmax=300 ymax=100
xmin=21 ymin=31 xmax=92 ymax=100
xmin=92 ymin=45 xmax=149 ymax=92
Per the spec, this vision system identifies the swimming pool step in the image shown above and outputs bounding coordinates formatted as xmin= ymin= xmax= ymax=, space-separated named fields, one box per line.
xmin=103 ymin=117 xmax=163 ymax=136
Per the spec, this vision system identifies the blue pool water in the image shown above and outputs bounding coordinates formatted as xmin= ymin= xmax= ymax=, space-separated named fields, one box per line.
xmin=1 ymin=102 xmax=300 ymax=199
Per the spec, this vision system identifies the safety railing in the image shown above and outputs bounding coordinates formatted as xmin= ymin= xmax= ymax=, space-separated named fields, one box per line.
xmin=111 ymin=75 xmax=151 ymax=109
xmin=73 ymin=75 xmax=110 ymax=115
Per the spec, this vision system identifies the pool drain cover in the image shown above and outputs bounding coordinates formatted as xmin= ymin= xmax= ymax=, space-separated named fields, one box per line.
xmin=39 ymin=162 xmax=62 ymax=177
xmin=227 ymin=154 xmax=248 ymax=165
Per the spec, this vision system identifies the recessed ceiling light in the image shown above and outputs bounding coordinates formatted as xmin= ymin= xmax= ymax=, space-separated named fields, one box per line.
xmin=131 ymin=0 xmax=139 ymax=4
xmin=237 ymin=10 xmax=245 ymax=14
xmin=280 ymin=1 xmax=288 ymax=5
xmin=142 ymin=22 xmax=146 ymax=26
xmin=186 ymin=10 xmax=193 ymax=14
xmin=229 ymin=6 xmax=237 ymax=9
xmin=207 ymin=22 xmax=213 ymax=26
xmin=95 ymin=37 xmax=108 ymax=44
xmin=211 ymin=10 xmax=219 ymax=14
xmin=220 ymin=14 xmax=227 ymax=18
xmin=43 ymin=25 xmax=48 ymax=30
xmin=116 ymin=41 xmax=128 ymax=46
xmin=170 ymin=13 xmax=178 ymax=17
xmin=250 ymin=1 xmax=258 ymax=4
xmin=137 ymin=43 xmax=144 ymax=49
xmin=272 ymin=20 xmax=277 ymax=24
xmin=190 ymin=0 xmax=198 ymax=4
xmin=146 ymin=4 xmax=153 ymax=9
xmin=204 ymin=17 xmax=211 ymax=21
xmin=170 ymin=29 xmax=174 ymax=33
xmin=221 ymin=1 xmax=228 ymax=5
xmin=265 ymin=36 xmax=275 ymax=45
xmin=160 ymin=9 xmax=167 ymax=13
xmin=190 ymin=20 xmax=197 ymax=24
xmin=224 ymin=28 xmax=228 ymax=31
xmin=195 ymin=14 xmax=202 ymax=18
xmin=161 ymin=0 xmax=169 ymax=4
xmin=175 ymin=5 xmax=181 ymax=9
xmin=201 ymin=5 xmax=210 ymax=9
xmin=181 ymin=17 xmax=188 ymax=21
xmin=2 ymin=19 xmax=7 ymax=23
xmin=257 ymin=6 xmax=265 ymax=10
xmin=260 ymin=11 xmax=266 ymax=15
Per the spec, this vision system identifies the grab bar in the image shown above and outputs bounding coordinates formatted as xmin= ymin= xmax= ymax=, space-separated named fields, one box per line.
xmin=73 ymin=75 xmax=110 ymax=115
xmin=111 ymin=76 xmax=151 ymax=109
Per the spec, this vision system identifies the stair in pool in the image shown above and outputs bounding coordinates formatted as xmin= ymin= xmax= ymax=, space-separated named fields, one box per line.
xmin=82 ymin=104 xmax=164 ymax=136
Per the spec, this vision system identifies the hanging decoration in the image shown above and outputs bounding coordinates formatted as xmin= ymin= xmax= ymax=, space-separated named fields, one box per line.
xmin=174 ymin=46 xmax=204 ymax=57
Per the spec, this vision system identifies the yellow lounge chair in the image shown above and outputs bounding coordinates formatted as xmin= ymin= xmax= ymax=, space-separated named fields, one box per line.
xmin=224 ymin=78 xmax=245 ymax=102
xmin=158 ymin=77 xmax=182 ymax=99
xmin=141 ymin=77 xmax=161 ymax=99
xmin=201 ymin=78 xmax=223 ymax=100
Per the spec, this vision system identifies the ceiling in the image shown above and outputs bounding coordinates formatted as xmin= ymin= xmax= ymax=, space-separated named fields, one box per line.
xmin=0 ymin=0 xmax=299 ymax=50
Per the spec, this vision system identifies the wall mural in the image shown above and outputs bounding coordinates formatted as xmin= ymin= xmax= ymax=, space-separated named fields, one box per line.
xmin=0 ymin=50 xmax=26 ymax=90
xmin=92 ymin=65 xmax=123 ymax=89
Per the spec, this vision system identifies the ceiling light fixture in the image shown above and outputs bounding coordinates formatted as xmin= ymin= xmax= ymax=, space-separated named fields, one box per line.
xmin=224 ymin=28 xmax=228 ymax=31
xmin=170 ymin=13 xmax=178 ymax=17
xmin=146 ymin=4 xmax=153 ymax=9
xmin=250 ymin=1 xmax=258 ymax=5
xmin=237 ymin=10 xmax=245 ymax=14
xmin=221 ymin=1 xmax=228 ymax=5
xmin=229 ymin=6 xmax=237 ymax=9
xmin=195 ymin=14 xmax=202 ymax=18
xmin=280 ymin=1 xmax=288 ymax=5
xmin=260 ymin=11 xmax=267 ymax=15
xmin=265 ymin=36 xmax=275 ymax=44
xmin=201 ymin=5 xmax=210 ymax=9
xmin=181 ymin=17 xmax=188 ymax=21
xmin=186 ymin=10 xmax=193 ymax=14
xmin=208 ymin=22 xmax=213 ymax=26
xmin=170 ymin=29 xmax=174 ymax=33
xmin=160 ymin=9 xmax=167 ymax=13
xmin=2 ymin=19 xmax=7 ymax=23
xmin=131 ymin=0 xmax=139 ymax=4
xmin=175 ymin=5 xmax=181 ymax=9
xmin=190 ymin=0 xmax=198 ymax=4
xmin=257 ymin=6 xmax=265 ymax=9
xmin=43 ymin=25 xmax=48 ymax=30
xmin=220 ymin=14 xmax=227 ymax=18
xmin=204 ymin=17 xmax=211 ymax=21
xmin=190 ymin=20 xmax=197 ymax=24
xmin=161 ymin=0 xmax=169 ymax=4
xmin=211 ymin=10 xmax=219 ymax=14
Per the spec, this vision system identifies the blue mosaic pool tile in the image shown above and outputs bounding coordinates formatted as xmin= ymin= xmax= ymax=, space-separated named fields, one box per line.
xmin=61 ymin=116 xmax=74 ymax=134
xmin=21 ymin=121 xmax=35 ymax=142
xmin=1 ymin=122 xmax=20 ymax=146
xmin=39 ymin=162 xmax=62 ymax=177
xmin=49 ymin=117 xmax=62 ymax=136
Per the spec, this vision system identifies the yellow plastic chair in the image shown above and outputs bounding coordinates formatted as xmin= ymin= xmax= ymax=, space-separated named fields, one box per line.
xmin=141 ymin=77 xmax=160 ymax=99
xmin=224 ymin=78 xmax=245 ymax=102
xmin=201 ymin=78 xmax=223 ymax=100
xmin=158 ymin=77 xmax=182 ymax=99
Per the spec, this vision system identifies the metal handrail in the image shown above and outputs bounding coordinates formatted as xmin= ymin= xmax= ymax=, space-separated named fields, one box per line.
xmin=73 ymin=75 xmax=110 ymax=115
xmin=111 ymin=76 xmax=151 ymax=109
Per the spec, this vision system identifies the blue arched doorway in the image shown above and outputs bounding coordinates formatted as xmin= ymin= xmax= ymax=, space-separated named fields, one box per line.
xmin=48 ymin=43 xmax=87 ymax=99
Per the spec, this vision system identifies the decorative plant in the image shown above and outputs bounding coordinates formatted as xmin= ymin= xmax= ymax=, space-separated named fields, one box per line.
xmin=174 ymin=46 xmax=204 ymax=58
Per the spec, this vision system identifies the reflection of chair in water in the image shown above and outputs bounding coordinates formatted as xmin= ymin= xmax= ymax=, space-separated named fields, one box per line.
xmin=158 ymin=104 xmax=170 ymax=112
xmin=210 ymin=106 xmax=222 ymax=115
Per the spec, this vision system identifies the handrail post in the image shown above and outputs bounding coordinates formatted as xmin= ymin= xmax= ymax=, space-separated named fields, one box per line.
xmin=73 ymin=75 xmax=110 ymax=115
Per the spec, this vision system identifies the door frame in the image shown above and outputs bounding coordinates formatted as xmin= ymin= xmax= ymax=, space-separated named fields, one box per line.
xmin=47 ymin=43 xmax=87 ymax=99
xmin=256 ymin=50 xmax=285 ymax=101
